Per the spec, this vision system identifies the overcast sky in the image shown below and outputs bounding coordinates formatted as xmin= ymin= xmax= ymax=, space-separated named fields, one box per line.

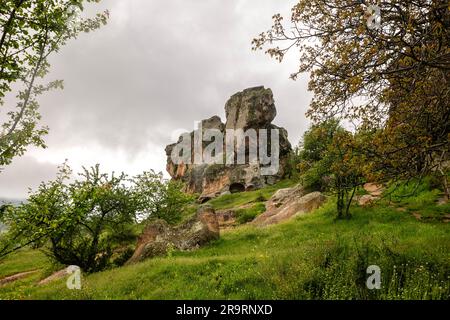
xmin=0 ymin=0 xmax=312 ymax=199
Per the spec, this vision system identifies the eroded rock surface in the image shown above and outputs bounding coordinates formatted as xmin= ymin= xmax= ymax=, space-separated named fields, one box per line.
xmin=357 ymin=183 xmax=385 ymax=206
xmin=216 ymin=209 xmax=237 ymax=229
xmin=165 ymin=86 xmax=292 ymax=201
xmin=128 ymin=206 xmax=219 ymax=263
xmin=252 ymin=184 xmax=325 ymax=226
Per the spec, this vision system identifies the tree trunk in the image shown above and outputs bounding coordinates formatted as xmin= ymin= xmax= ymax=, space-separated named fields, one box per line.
xmin=336 ymin=188 xmax=344 ymax=219
xmin=345 ymin=186 xmax=357 ymax=219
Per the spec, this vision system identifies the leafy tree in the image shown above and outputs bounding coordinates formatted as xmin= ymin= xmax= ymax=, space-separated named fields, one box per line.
xmin=0 ymin=164 xmax=138 ymax=272
xmin=283 ymin=146 xmax=301 ymax=180
xmin=253 ymin=0 xmax=449 ymax=120
xmin=253 ymin=0 xmax=449 ymax=192
xmin=327 ymin=130 xmax=367 ymax=219
xmin=0 ymin=165 xmax=194 ymax=272
xmin=133 ymin=171 xmax=195 ymax=225
xmin=371 ymin=69 xmax=449 ymax=197
xmin=297 ymin=119 xmax=342 ymax=191
xmin=298 ymin=120 xmax=368 ymax=218
xmin=0 ymin=0 xmax=109 ymax=169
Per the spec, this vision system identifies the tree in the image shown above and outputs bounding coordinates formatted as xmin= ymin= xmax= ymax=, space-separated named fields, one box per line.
xmin=133 ymin=171 xmax=195 ymax=225
xmin=371 ymin=68 xmax=450 ymax=197
xmin=253 ymin=0 xmax=449 ymax=189
xmin=0 ymin=165 xmax=194 ymax=272
xmin=327 ymin=130 xmax=367 ymax=219
xmin=0 ymin=164 xmax=138 ymax=272
xmin=0 ymin=0 xmax=109 ymax=169
xmin=297 ymin=119 xmax=342 ymax=191
xmin=297 ymin=120 xmax=368 ymax=218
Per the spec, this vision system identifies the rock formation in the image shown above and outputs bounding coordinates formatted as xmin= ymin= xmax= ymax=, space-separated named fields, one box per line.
xmin=127 ymin=205 xmax=219 ymax=263
xmin=357 ymin=183 xmax=385 ymax=206
xmin=252 ymin=184 xmax=325 ymax=226
xmin=165 ymin=86 xmax=292 ymax=201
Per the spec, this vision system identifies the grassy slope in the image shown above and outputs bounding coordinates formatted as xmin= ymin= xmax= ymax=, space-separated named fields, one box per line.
xmin=0 ymin=180 xmax=449 ymax=300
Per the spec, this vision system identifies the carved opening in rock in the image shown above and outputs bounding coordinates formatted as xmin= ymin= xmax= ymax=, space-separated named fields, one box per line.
xmin=229 ymin=183 xmax=245 ymax=194
xmin=199 ymin=197 xmax=212 ymax=204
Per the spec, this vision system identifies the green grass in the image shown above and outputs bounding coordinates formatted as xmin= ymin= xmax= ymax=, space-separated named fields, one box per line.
xmin=209 ymin=180 xmax=297 ymax=210
xmin=385 ymin=178 xmax=450 ymax=220
xmin=0 ymin=249 xmax=49 ymax=279
xmin=0 ymin=249 xmax=54 ymax=300
xmin=235 ymin=203 xmax=266 ymax=224
xmin=0 ymin=179 xmax=449 ymax=300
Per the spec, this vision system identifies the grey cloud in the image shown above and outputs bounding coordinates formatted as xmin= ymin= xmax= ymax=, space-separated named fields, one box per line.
xmin=0 ymin=156 xmax=59 ymax=199
xmin=0 ymin=0 xmax=311 ymax=198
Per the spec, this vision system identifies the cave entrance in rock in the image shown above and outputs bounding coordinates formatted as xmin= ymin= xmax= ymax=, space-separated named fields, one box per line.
xmin=199 ymin=196 xmax=212 ymax=204
xmin=229 ymin=183 xmax=245 ymax=194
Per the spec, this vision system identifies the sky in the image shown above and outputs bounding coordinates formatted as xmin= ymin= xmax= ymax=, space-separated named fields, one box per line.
xmin=0 ymin=0 xmax=312 ymax=199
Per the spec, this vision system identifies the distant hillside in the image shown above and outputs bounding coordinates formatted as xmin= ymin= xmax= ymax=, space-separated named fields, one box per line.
xmin=0 ymin=198 xmax=26 ymax=206
xmin=0 ymin=198 xmax=25 ymax=233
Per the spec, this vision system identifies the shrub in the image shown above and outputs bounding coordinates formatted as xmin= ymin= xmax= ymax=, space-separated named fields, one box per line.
xmin=133 ymin=172 xmax=195 ymax=225
xmin=0 ymin=164 xmax=195 ymax=272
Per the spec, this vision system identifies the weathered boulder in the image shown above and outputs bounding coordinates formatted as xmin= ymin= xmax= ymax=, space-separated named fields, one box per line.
xmin=38 ymin=267 xmax=74 ymax=286
xmin=127 ymin=205 xmax=219 ymax=264
xmin=363 ymin=183 xmax=384 ymax=197
xmin=225 ymin=87 xmax=276 ymax=130
xmin=358 ymin=195 xmax=377 ymax=206
xmin=253 ymin=185 xmax=325 ymax=226
xmin=165 ymin=86 xmax=292 ymax=201
xmin=215 ymin=209 xmax=237 ymax=229
xmin=266 ymin=184 xmax=306 ymax=211
xmin=443 ymin=214 xmax=450 ymax=223
xmin=356 ymin=183 xmax=385 ymax=206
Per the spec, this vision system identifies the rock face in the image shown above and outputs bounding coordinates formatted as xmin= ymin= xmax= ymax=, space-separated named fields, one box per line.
xmin=165 ymin=86 xmax=292 ymax=201
xmin=363 ymin=183 xmax=384 ymax=197
xmin=215 ymin=209 xmax=237 ymax=229
xmin=225 ymin=87 xmax=277 ymax=130
xmin=358 ymin=195 xmax=377 ymax=206
xmin=357 ymin=183 xmax=385 ymax=206
xmin=252 ymin=184 xmax=325 ymax=226
xmin=127 ymin=206 xmax=220 ymax=263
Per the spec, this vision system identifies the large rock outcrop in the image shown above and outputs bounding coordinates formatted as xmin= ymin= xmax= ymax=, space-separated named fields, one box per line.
xmin=252 ymin=184 xmax=326 ymax=226
xmin=165 ymin=86 xmax=292 ymax=201
xmin=127 ymin=206 xmax=219 ymax=263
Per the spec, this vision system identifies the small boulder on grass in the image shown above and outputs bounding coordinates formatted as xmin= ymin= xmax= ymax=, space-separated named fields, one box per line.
xmin=252 ymin=184 xmax=325 ymax=226
xmin=127 ymin=205 xmax=219 ymax=264
xmin=358 ymin=195 xmax=377 ymax=206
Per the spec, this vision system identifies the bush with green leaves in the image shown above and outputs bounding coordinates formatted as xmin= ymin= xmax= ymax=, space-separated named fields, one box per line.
xmin=297 ymin=119 xmax=369 ymax=219
xmin=297 ymin=119 xmax=341 ymax=191
xmin=0 ymin=163 xmax=194 ymax=272
xmin=133 ymin=171 xmax=195 ymax=225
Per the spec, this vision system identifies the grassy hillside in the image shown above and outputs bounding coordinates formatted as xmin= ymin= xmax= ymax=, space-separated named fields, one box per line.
xmin=0 ymin=180 xmax=449 ymax=300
